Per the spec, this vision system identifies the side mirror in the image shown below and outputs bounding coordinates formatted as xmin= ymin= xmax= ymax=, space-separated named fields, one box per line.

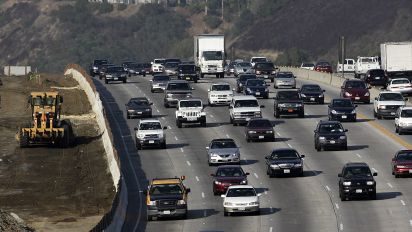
xmin=229 ymin=105 xmax=233 ymax=109
xmin=245 ymin=172 xmax=250 ymax=175
xmin=338 ymin=173 xmax=342 ymax=177
xmin=149 ymin=102 xmax=153 ymax=105
xmin=163 ymin=126 xmax=168 ymax=130
xmin=374 ymin=97 xmax=378 ymax=100
xmin=210 ymin=173 xmax=215 ymax=177
xmin=300 ymin=155 xmax=305 ymax=158
xmin=314 ymin=130 xmax=317 ymax=133
xmin=221 ymin=194 xmax=226 ymax=198
xmin=373 ymin=172 xmax=378 ymax=176
xmin=344 ymin=129 xmax=348 ymax=132
xmin=134 ymin=127 xmax=138 ymax=130
xmin=191 ymin=87 xmax=195 ymax=90
xmin=257 ymin=193 xmax=262 ymax=197
xmin=260 ymin=105 xmax=265 ymax=108
xmin=323 ymin=90 xmax=326 ymax=92
xmin=186 ymin=188 xmax=191 ymax=193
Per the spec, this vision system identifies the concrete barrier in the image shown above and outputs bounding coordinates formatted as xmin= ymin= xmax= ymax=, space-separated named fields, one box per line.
xmin=64 ymin=64 xmax=126 ymax=231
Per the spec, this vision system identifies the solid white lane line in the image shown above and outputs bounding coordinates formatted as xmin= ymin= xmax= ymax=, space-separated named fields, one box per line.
xmin=270 ymin=207 xmax=274 ymax=213
xmin=335 ymin=203 xmax=339 ymax=210
xmin=356 ymin=153 xmax=362 ymax=158
xmin=254 ymin=173 xmax=259 ymax=179
xmin=325 ymin=186 xmax=331 ymax=191
xmin=186 ymin=161 xmax=191 ymax=166
xmin=340 ymin=223 xmax=343 ymax=231
xmin=204 ymin=210 xmax=207 ymax=217
xmin=202 ymin=192 xmax=205 ymax=198
xmin=409 ymin=220 xmax=412 ymax=227
xmin=175 ymin=136 xmax=178 ymax=141
xmin=287 ymin=143 xmax=293 ymax=148
xmin=195 ymin=176 xmax=200 ymax=182
xmin=401 ymin=200 xmax=406 ymax=206
xmin=387 ymin=183 xmax=393 ymax=188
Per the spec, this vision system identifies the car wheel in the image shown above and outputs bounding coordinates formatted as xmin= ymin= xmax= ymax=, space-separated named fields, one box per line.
xmin=161 ymin=142 xmax=166 ymax=149
xmin=299 ymin=112 xmax=304 ymax=118
xmin=127 ymin=113 xmax=130 ymax=119
xmin=399 ymin=128 xmax=403 ymax=135
xmin=275 ymin=110 xmax=280 ymax=118
xmin=316 ymin=143 xmax=321 ymax=152
xmin=136 ymin=143 xmax=142 ymax=150
xmin=201 ymin=121 xmax=207 ymax=127
xmin=373 ymin=110 xmax=377 ymax=118
xmin=105 ymin=79 xmax=109 ymax=84
xmin=176 ymin=120 xmax=182 ymax=128
xmin=147 ymin=215 xmax=153 ymax=221
xmin=370 ymin=192 xmax=377 ymax=200
xmin=395 ymin=173 xmax=400 ymax=178
xmin=255 ymin=210 xmax=261 ymax=215
xmin=230 ymin=116 xmax=233 ymax=124
xmin=194 ymin=79 xmax=198 ymax=83
xmin=123 ymin=79 xmax=127 ymax=83
xmin=377 ymin=112 xmax=382 ymax=119
xmin=299 ymin=170 xmax=304 ymax=177
xmin=224 ymin=211 xmax=229 ymax=217
xmin=320 ymin=100 xmax=324 ymax=104
xmin=164 ymin=102 xmax=169 ymax=108
xmin=151 ymin=89 xmax=154 ymax=93
xmin=246 ymin=137 xmax=251 ymax=143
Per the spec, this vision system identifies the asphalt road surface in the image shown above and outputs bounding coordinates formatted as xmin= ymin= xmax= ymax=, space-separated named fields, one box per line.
xmin=94 ymin=73 xmax=412 ymax=232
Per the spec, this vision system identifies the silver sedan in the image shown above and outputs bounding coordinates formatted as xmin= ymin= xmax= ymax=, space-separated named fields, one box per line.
xmin=206 ymin=138 xmax=240 ymax=166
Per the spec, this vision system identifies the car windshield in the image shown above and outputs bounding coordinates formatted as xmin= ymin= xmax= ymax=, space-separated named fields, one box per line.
xmin=276 ymin=73 xmax=294 ymax=79
xmin=239 ymin=75 xmax=256 ymax=83
xmin=379 ymin=93 xmax=404 ymax=101
xmin=396 ymin=151 xmax=412 ymax=161
xmin=94 ymin=60 xmax=107 ymax=65
xmin=255 ymin=63 xmax=273 ymax=69
xmin=150 ymin=184 xmax=183 ymax=196
xmin=139 ymin=122 xmax=162 ymax=130
xmin=164 ymin=62 xmax=179 ymax=68
xmin=392 ymin=79 xmax=410 ymax=85
xmin=302 ymin=63 xmax=314 ymax=67
xmin=252 ymin=58 xmax=267 ymax=63
xmin=153 ymin=76 xmax=170 ymax=82
xmin=361 ymin=58 xmax=376 ymax=63
xmin=128 ymin=64 xmax=140 ymax=68
xmin=179 ymin=65 xmax=196 ymax=73
xmin=317 ymin=62 xmax=330 ymax=66
xmin=234 ymin=100 xmax=258 ymax=108
xmin=332 ymin=99 xmax=353 ymax=107
xmin=226 ymin=188 xmax=256 ymax=197
xmin=345 ymin=81 xmax=366 ymax=89
xmin=203 ymin=51 xmax=223 ymax=61
xmin=248 ymin=120 xmax=272 ymax=128
xmin=401 ymin=110 xmax=412 ymax=118
xmin=129 ymin=99 xmax=149 ymax=106
xmin=210 ymin=140 xmax=237 ymax=149
xmin=165 ymin=59 xmax=181 ymax=63
xmin=216 ymin=167 xmax=244 ymax=177
xmin=270 ymin=149 xmax=299 ymax=159
xmin=107 ymin=67 xmax=125 ymax=72
xmin=212 ymin=85 xmax=231 ymax=91
xmin=180 ymin=100 xmax=202 ymax=108
xmin=277 ymin=91 xmax=300 ymax=100
xmin=237 ymin=62 xmax=251 ymax=68
xmin=167 ymin=83 xmax=190 ymax=90
xmin=319 ymin=124 xmax=344 ymax=133
xmin=246 ymin=79 xmax=266 ymax=86
xmin=154 ymin=59 xmax=165 ymax=64
xmin=343 ymin=166 xmax=372 ymax=178
xmin=301 ymin=85 xmax=321 ymax=92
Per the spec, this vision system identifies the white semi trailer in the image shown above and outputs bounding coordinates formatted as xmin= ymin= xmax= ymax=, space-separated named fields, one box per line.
xmin=194 ymin=34 xmax=225 ymax=78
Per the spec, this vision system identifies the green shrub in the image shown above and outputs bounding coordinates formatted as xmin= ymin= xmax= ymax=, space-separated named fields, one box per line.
xmin=117 ymin=4 xmax=127 ymax=11
xmin=204 ymin=15 xmax=222 ymax=29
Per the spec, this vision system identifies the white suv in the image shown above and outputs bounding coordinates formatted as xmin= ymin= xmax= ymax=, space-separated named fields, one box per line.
xmin=373 ymin=92 xmax=406 ymax=119
xmin=208 ymin=82 xmax=234 ymax=106
xmin=134 ymin=119 xmax=167 ymax=150
xmin=395 ymin=107 xmax=412 ymax=135
xmin=229 ymin=95 xmax=263 ymax=126
xmin=151 ymin=58 xmax=165 ymax=74
xmin=176 ymin=99 xmax=207 ymax=128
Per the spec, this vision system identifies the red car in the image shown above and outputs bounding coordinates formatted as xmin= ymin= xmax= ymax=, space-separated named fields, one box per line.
xmin=314 ymin=61 xmax=333 ymax=73
xmin=340 ymin=79 xmax=371 ymax=103
xmin=392 ymin=150 xmax=412 ymax=178
xmin=211 ymin=165 xmax=249 ymax=195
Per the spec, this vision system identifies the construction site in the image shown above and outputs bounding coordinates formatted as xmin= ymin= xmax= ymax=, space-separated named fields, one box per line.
xmin=0 ymin=73 xmax=115 ymax=231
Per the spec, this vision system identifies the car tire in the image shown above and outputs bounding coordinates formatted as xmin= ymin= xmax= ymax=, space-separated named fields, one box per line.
xmin=370 ymin=192 xmax=377 ymax=200
xmin=105 ymin=79 xmax=108 ymax=84
xmin=176 ymin=120 xmax=182 ymax=128
xmin=255 ymin=210 xmax=260 ymax=215
xmin=201 ymin=121 xmax=207 ymax=127
xmin=264 ymin=95 xmax=269 ymax=99
xmin=271 ymin=78 xmax=274 ymax=83
xmin=396 ymin=126 xmax=399 ymax=133
xmin=275 ymin=110 xmax=280 ymax=118
xmin=127 ymin=114 xmax=130 ymax=119
xmin=319 ymin=99 xmax=324 ymax=104
xmin=299 ymin=112 xmax=304 ymax=118
xmin=316 ymin=143 xmax=321 ymax=152
xmin=151 ymin=89 xmax=154 ymax=93
xmin=147 ymin=215 xmax=153 ymax=221
xmin=395 ymin=174 xmax=400 ymax=178
xmin=224 ymin=211 xmax=229 ymax=217
xmin=299 ymin=170 xmax=304 ymax=177
xmin=136 ymin=143 xmax=142 ymax=150
xmin=161 ymin=142 xmax=166 ymax=149
xmin=123 ymin=79 xmax=127 ymax=83
xmin=230 ymin=116 xmax=233 ymax=124
xmin=399 ymin=128 xmax=404 ymax=135
xmin=194 ymin=79 xmax=198 ymax=83
xmin=246 ymin=137 xmax=251 ymax=143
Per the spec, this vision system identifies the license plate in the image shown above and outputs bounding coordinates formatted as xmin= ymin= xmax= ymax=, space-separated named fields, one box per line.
xmin=375 ymin=77 xmax=380 ymax=79
xmin=264 ymin=75 xmax=268 ymax=78
xmin=288 ymin=109 xmax=293 ymax=112
xmin=246 ymin=118 xmax=251 ymax=121
xmin=355 ymin=97 xmax=360 ymax=100
xmin=238 ymin=207 xmax=245 ymax=211
xmin=186 ymin=77 xmax=191 ymax=80
xmin=137 ymin=112 xmax=143 ymax=114
xmin=114 ymin=77 xmax=118 ymax=80
xmin=330 ymin=140 xmax=336 ymax=144
xmin=342 ymin=115 xmax=347 ymax=119
xmin=284 ymin=169 xmax=290 ymax=173
xmin=187 ymin=117 xmax=196 ymax=121
xmin=255 ymin=92 xmax=260 ymax=95
xmin=310 ymin=98 xmax=315 ymax=101
xmin=391 ymin=112 xmax=396 ymax=115
xmin=163 ymin=210 xmax=171 ymax=214
xmin=356 ymin=189 xmax=362 ymax=193
xmin=149 ymin=140 xmax=154 ymax=144
xmin=259 ymin=136 xmax=264 ymax=139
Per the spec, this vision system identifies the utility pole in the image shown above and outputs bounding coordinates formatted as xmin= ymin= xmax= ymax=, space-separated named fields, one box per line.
xmin=221 ymin=0 xmax=224 ymax=21
xmin=339 ymin=36 xmax=346 ymax=78
xmin=205 ymin=0 xmax=208 ymax=15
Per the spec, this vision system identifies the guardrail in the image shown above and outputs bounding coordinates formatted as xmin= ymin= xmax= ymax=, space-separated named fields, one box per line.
xmin=64 ymin=64 xmax=126 ymax=231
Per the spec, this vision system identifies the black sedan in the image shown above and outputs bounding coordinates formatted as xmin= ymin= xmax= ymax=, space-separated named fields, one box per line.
xmin=328 ymin=98 xmax=357 ymax=122
xmin=265 ymin=148 xmax=304 ymax=177
xmin=300 ymin=84 xmax=325 ymax=104
xmin=236 ymin=74 xmax=257 ymax=93
xmin=244 ymin=79 xmax=270 ymax=99
xmin=314 ymin=120 xmax=348 ymax=151
xmin=125 ymin=97 xmax=153 ymax=119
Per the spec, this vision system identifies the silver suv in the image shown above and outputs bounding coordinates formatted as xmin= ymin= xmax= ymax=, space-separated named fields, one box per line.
xmin=163 ymin=80 xmax=193 ymax=108
xmin=134 ymin=119 xmax=167 ymax=150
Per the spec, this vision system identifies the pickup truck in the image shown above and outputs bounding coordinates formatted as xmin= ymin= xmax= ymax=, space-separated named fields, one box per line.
xmin=354 ymin=56 xmax=380 ymax=79
xmin=373 ymin=92 xmax=406 ymax=119
xmin=175 ymin=99 xmax=207 ymax=128
xmin=229 ymin=95 xmax=263 ymax=126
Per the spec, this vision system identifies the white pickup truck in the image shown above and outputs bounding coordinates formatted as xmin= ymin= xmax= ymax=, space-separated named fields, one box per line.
xmin=229 ymin=95 xmax=263 ymax=126
xmin=373 ymin=91 xmax=407 ymax=119
xmin=354 ymin=56 xmax=380 ymax=78
xmin=176 ymin=99 xmax=207 ymax=128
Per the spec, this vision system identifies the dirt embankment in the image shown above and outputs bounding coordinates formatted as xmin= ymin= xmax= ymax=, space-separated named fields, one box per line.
xmin=0 ymin=74 xmax=115 ymax=231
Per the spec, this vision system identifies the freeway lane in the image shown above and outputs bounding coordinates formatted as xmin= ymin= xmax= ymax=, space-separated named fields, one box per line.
xmin=95 ymin=72 xmax=412 ymax=232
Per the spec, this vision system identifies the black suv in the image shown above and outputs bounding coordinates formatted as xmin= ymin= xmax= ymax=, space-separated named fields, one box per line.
xmin=328 ymin=98 xmax=357 ymax=122
xmin=314 ymin=121 xmax=348 ymax=151
xmin=244 ymin=79 xmax=270 ymax=99
xmin=338 ymin=162 xmax=377 ymax=201
xmin=265 ymin=148 xmax=304 ymax=177
xmin=273 ymin=90 xmax=304 ymax=118
xmin=177 ymin=64 xmax=199 ymax=83
xmin=90 ymin=59 xmax=108 ymax=77
xmin=104 ymin=66 xmax=128 ymax=84
xmin=236 ymin=74 xmax=257 ymax=93
xmin=252 ymin=62 xmax=276 ymax=82
xmin=300 ymin=84 xmax=325 ymax=104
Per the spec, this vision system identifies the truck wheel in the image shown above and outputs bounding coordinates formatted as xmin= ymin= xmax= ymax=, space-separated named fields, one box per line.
xmin=201 ymin=121 xmax=207 ymax=127
xmin=105 ymin=79 xmax=109 ymax=84
xmin=275 ymin=110 xmax=280 ymax=118
xmin=123 ymin=79 xmax=127 ymax=83
xmin=19 ymin=130 xmax=29 ymax=148
xmin=201 ymin=73 xmax=205 ymax=78
xmin=161 ymin=141 xmax=167 ymax=149
xmin=176 ymin=120 xmax=182 ymax=128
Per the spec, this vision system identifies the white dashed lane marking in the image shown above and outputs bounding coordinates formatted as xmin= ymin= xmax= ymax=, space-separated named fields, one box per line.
xmin=387 ymin=183 xmax=393 ymax=189
xmin=195 ymin=176 xmax=200 ymax=182
xmin=254 ymin=173 xmax=259 ymax=179
xmin=186 ymin=161 xmax=191 ymax=166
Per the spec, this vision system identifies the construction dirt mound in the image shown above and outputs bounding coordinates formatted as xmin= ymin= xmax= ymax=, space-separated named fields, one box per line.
xmin=0 ymin=210 xmax=34 ymax=232
xmin=0 ymin=73 xmax=115 ymax=231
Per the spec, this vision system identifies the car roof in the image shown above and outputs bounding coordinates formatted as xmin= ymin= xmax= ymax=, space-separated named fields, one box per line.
xmin=232 ymin=95 xmax=258 ymax=100
xmin=130 ymin=97 xmax=148 ymax=101
xmin=319 ymin=120 xmax=341 ymax=125
xmin=379 ymin=91 xmax=402 ymax=95
xmin=211 ymin=138 xmax=235 ymax=143
xmin=227 ymin=185 xmax=254 ymax=189
xmin=168 ymin=80 xmax=189 ymax=83
xmin=152 ymin=178 xmax=182 ymax=185
xmin=344 ymin=162 xmax=369 ymax=168
xmin=271 ymin=148 xmax=297 ymax=152
xmin=212 ymin=82 xmax=230 ymax=85
xmin=178 ymin=98 xmax=202 ymax=102
xmin=139 ymin=119 xmax=161 ymax=123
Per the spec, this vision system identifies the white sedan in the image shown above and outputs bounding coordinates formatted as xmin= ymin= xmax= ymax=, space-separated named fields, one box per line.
xmin=222 ymin=185 xmax=261 ymax=216
xmin=387 ymin=78 xmax=412 ymax=95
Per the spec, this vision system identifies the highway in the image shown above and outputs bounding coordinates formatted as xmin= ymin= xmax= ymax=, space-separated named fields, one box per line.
xmin=94 ymin=73 xmax=412 ymax=232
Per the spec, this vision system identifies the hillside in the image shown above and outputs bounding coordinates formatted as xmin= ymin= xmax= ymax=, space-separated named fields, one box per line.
xmin=0 ymin=0 xmax=412 ymax=72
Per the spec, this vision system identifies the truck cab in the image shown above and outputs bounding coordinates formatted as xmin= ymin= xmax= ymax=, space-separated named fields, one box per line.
xmin=194 ymin=34 xmax=225 ymax=78
xmin=354 ymin=56 xmax=380 ymax=78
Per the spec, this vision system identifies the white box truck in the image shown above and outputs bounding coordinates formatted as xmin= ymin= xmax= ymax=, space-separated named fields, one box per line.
xmin=381 ymin=42 xmax=412 ymax=77
xmin=194 ymin=34 xmax=225 ymax=78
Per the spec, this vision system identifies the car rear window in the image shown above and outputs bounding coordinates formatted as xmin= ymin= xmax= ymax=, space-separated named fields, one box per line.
xmin=270 ymin=149 xmax=299 ymax=159
xmin=255 ymin=63 xmax=274 ymax=69
xmin=319 ymin=124 xmax=344 ymax=133
xmin=401 ymin=109 xmax=412 ymax=118
xmin=212 ymin=85 xmax=230 ymax=91
xmin=369 ymin=70 xmax=385 ymax=76
xmin=277 ymin=91 xmax=300 ymax=100
xmin=345 ymin=81 xmax=366 ymax=89
xmin=211 ymin=140 xmax=237 ymax=149
xmin=301 ymin=85 xmax=321 ymax=92
xmin=226 ymin=188 xmax=256 ymax=197
xmin=392 ymin=79 xmax=410 ymax=85
xmin=248 ymin=120 xmax=272 ymax=128
xmin=332 ymin=99 xmax=353 ymax=107
xmin=343 ymin=166 xmax=372 ymax=178
xmin=396 ymin=152 xmax=412 ymax=161
xmin=153 ymin=75 xmax=170 ymax=81
xmin=167 ymin=82 xmax=190 ymax=90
